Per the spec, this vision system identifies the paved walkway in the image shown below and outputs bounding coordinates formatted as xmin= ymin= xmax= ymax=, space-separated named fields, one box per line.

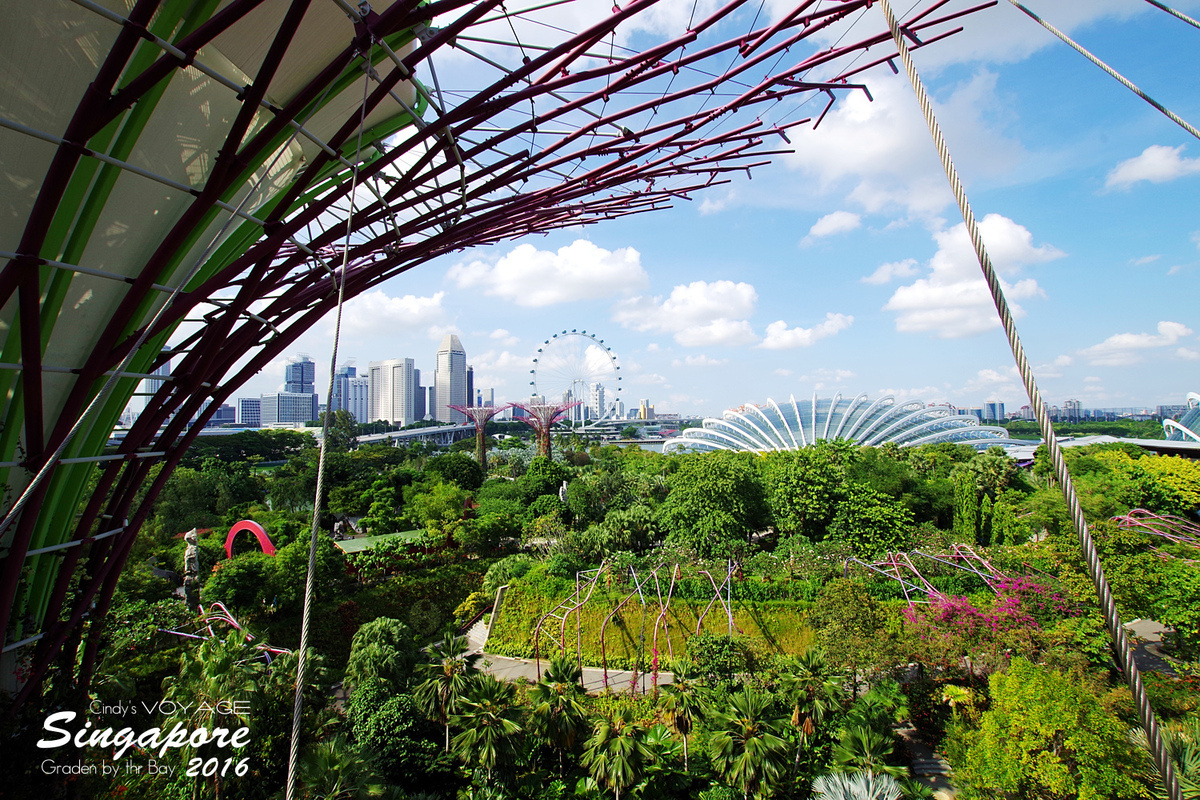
xmin=466 ymin=618 xmax=673 ymax=694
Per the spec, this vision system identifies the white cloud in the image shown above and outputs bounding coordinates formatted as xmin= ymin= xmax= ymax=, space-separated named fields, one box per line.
xmin=773 ymin=368 xmax=793 ymax=377
xmin=645 ymin=343 xmax=661 ymax=353
xmin=759 ymin=313 xmax=853 ymax=349
xmin=884 ymin=214 xmax=1063 ymax=338
xmin=1179 ymin=348 xmax=1200 ymax=361
xmin=671 ymin=354 xmax=728 ymax=367
xmin=1106 ymin=145 xmax=1200 ymax=190
xmin=489 ymin=328 xmax=519 ymax=346
xmin=1079 ymin=321 xmax=1194 ymax=366
xmin=613 ymin=280 xmax=759 ymax=347
xmin=783 ymin=72 xmax=1026 ymax=217
xmin=963 ymin=366 xmax=1022 ymax=397
xmin=862 ymin=258 xmax=918 ymax=285
xmin=803 ymin=211 xmax=861 ymax=243
xmin=447 ymin=240 xmax=647 ymax=307
xmin=334 ymin=289 xmax=447 ymax=336
xmin=1131 ymin=255 xmax=1161 ymax=266
xmin=1085 ymin=376 xmax=1102 ymax=384
xmin=874 ymin=385 xmax=948 ymax=404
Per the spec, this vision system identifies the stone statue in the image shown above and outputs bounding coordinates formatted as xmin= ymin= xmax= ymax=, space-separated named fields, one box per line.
xmin=183 ymin=528 xmax=202 ymax=609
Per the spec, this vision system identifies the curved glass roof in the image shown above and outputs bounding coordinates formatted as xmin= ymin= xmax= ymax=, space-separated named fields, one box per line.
xmin=664 ymin=392 xmax=1010 ymax=454
xmin=1164 ymin=393 xmax=1200 ymax=443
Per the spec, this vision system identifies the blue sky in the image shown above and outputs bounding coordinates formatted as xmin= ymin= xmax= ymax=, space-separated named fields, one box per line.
xmin=235 ymin=0 xmax=1199 ymax=419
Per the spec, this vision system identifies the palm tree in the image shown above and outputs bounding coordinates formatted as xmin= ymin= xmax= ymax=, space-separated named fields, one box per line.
xmin=707 ymin=688 xmax=790 ymax=800
xmin=582 ymin=706 xmax=651 ymax=800
xmin=413 ymin=632 xmax=482 ymax=752
xmin=297 ymin=736 xmax=385 ymax=799
xmin=811 ymin=770 xmax=903 ymax=800
xmin=528 ymin=654 xmax=589 ymax=774
xmin=940 ymin=684 xmax=975 ymax=723
xmin=780 ymin=649 xmax=844 ymax=773
xmin=1130 ymin=712 xmax=1200 ymax=799
xmin=832 ymin=727 xmax=907 ymax=779
xmin=451 ymin=675 xmax=524 ymax=783
xmin=162 ymin=634 xmax=264 ymax=800
xmin=659 ymin=658 xmax=704 ymax=772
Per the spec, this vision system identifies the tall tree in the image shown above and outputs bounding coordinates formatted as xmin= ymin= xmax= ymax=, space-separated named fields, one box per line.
xmin=658 ymin=451 xmax=770 ymax=558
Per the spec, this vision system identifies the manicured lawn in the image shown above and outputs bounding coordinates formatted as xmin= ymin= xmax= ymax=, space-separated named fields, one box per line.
xmin=333 ymin=529 xmax=424 ymax=554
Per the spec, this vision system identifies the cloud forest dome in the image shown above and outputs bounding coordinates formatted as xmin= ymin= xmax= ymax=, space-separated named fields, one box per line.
xmin=0 ymin=0 xmax=992 ymax=703
xmin=663 ymin=392 xmax=1010 ymax=454
xmin=1164 ymin=393 xmax=1200 ymax=442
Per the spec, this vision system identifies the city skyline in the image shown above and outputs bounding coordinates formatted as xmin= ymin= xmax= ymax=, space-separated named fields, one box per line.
xmin=224 ymin=3 xmax=1198 ymax=417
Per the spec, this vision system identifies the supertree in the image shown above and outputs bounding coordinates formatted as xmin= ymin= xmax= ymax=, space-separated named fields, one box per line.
xmin=449 ymin=403 xmax=512 ymax=468
xmin=514 ymin=402 xmax=583 ymax=459
xmin=0 ymin=0 xmax=987 ymax=711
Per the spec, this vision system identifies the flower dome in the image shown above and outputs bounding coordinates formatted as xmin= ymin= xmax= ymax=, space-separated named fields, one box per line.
xmin=664 ymin=392 xmax=1010 ymax=454
xmin=1164 ymin=393 xmax=1200 ymax=442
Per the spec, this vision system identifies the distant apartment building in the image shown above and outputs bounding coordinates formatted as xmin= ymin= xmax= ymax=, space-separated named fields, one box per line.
xmin=239 ymin=398 xmax=262 ymax=427
xmin=984 ymin=401 xmax=1005 ymax=422
xmin=1063 ymin=399 xmax=1083 ymax=423
xmin=638 ymin=399 xmax=655 ymax=420
xmin=369 ymin=358 xmax=417 ymax=425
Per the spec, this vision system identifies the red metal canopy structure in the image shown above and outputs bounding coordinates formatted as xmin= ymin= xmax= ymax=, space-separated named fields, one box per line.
xmin=0 ymin=0 xmax=988 ymax=710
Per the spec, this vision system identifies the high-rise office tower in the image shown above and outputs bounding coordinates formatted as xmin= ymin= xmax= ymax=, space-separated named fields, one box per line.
xmin=590 ymin=382 xmax=605 ymax=420
xmin=239 ymin=398 xmax=261 ymax=427
xmin=434 ymin=334 xmax=467 ymax=423
xmin=331 ymin=364 xmax=355 ymax=414
xmin=285 ymin=355 xmax=316 ymax=393
xmin=368 ymin=358 xmax=417 ymax=425
xmin=466 ymin=366 xmax=474 ymax=409
xmin=349 ymin=376 xmax=369 ymax=423
xmin=414 ymin=368 xmax=426 ymax=420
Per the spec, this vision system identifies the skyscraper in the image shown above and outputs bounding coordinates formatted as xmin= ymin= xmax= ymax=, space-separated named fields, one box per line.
xmin=414 ymin=368 xmax=426 ymax=420
xmin=466 ymin=366 xmax=474 ymax=410
xmin=349 ymin=376 xmax=370 ymax=423
xmin=285 ymin=355 xmax=316 ymax=393
xmin=331 ymin=364 xmax=356 ymax=414
xmin=590 ymin=382 xmax=605 ymax=420
xmin=435 ymin=334 xmax=467 ymax=423
xmin=368 ymin=358 xmax=417 ymax=425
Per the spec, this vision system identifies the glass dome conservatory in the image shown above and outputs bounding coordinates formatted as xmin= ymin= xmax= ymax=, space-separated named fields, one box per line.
xmin=664 ymin=392 xmax=1010 ymax=454
xmin=1164 ymin=393 xmax=1200 ymax=442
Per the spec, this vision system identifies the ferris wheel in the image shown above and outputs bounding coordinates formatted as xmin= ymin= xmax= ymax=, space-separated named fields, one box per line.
xmin=530 ymin=330 xmax=622 ymax=425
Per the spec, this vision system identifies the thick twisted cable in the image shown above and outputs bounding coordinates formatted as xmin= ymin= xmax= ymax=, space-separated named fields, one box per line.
xmin=876 ymin=1 xmax=1182 ymax=797
xmin=283 ymin=43 xmax=371 ymax=800
xmin=1144 ymin=0 xmax=1200 ymax=31
xmin=1009 ymin=1 xmax=1200 ymax=143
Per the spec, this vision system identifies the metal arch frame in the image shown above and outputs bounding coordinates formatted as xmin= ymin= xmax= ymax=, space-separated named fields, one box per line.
xmin=530 ymin=330 xmax=622 ymax=427
xmin=0 ymin=0 xmax=989 ymax=710
xmin=1163 ymin=419 xmax=1200 ymax=443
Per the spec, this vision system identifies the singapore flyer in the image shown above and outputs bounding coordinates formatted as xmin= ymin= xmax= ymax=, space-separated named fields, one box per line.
xmin=531 ymin=330 xmax=622 ymax=426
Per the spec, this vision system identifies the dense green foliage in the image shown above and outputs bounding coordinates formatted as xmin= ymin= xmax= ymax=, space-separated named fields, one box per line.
xmin=27 ymin=424 xmax=1199 ymax=800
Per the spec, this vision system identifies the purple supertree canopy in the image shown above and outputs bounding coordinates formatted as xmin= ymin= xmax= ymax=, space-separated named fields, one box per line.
xmin=0 ymin=0 xmax=988 ymax=706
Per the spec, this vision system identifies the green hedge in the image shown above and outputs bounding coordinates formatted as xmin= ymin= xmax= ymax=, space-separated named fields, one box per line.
xmin=487 ymin=578 xmax=814 ymax=670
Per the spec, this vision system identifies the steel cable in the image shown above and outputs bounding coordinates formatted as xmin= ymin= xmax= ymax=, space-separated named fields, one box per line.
xmin=1009 ymin=0 xmax=1200 ymax=143
xmin=283 ymin=28 xmax=373 ymax=800
xmin=876 ymin=1 xmax=1183 ymax=797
